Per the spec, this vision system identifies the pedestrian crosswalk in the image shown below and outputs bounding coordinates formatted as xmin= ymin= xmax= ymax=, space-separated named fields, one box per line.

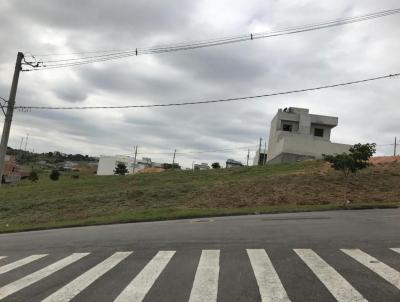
xmin=0 ymin=248 xmax=399 ymax=301
xmin=0 ymin=254 xmax=47 ymax=275
xmin=247 ymin=249 xmax=290 ymax=302
xmin=42 ymin=252 xmax=132 ymax=302
xmin=115 ymin=251 xmax=175 ymax=302
xmin=341 ymin=249 xmax=400 ymax=290
xmin=294 ymin=249 xmax=366 ymax=302
xmin=189 ymin=250 xmax=220 ymax=302
xmin=0 ymin=253 xmax=89 ymax=300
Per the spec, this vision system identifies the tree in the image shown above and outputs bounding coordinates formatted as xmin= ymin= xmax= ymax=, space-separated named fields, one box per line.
xmin=114 ymin=162 xmax=128 ymax=175
xmin=211 ymin=162 xmax=221 ymax=169
xmin=28 ymin=171 xmax=39 ymax=182
xmin=49 ymin=170 xmax=60 ymax=181
xmin=323 ymin=143 xmax=376 ymax=205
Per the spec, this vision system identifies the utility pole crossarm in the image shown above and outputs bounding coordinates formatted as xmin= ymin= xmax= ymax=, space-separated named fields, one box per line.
xmin=0 ymin=52 xmax=24 ymax=185
xmin=0 ymin=97 xmax=7 ymax=116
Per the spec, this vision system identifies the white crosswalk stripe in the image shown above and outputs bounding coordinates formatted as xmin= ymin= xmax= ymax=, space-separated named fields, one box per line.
xmin=342 ymin=249 xmax=400 ymax=290
xmin=295 ymin=249 xmax=366 ymax=302
xmin=0 ymin=248 xmax=398 ymax=300
xmin=189 ymin=249 xmax=220 ymax=302
xmin=390 ymin=248 xmax=400 ymax=254
xmin=0 ymin=254 xmax=48 ymax=275
xmin=0 ymin=253 xmax=89 ymax=300
xmin=247 ymin=249 xmax=290 ymax=302
xmin=42 ymin=252 xmax=132 ymax=302
xmin=114 ymin=251 xmax=175 ymax=302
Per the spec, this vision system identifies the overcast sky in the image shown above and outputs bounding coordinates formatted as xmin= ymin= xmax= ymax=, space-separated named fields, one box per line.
xmin=1 ymin=0 xmax=399 ymax=167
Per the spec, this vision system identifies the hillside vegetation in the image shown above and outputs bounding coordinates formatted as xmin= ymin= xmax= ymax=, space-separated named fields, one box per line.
xmin=0 ymin=160 xmax=399 ymax=233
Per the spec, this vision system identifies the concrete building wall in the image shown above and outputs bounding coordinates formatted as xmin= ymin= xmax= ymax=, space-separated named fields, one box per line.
xmin=253 ymin=150 xmax=267 ymax=165
xmin=97 ymin=156 xmax=135 ymax=175
xmin=310 ymin=124 xmax=332 ymax=141
xmin=267 ymin=107 xmax=351 ymax=164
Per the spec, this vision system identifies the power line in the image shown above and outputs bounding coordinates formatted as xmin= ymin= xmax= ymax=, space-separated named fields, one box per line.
xmin=120 ymin=145 xmax=257 ymax=156
xmin=23 ymin=8 xmax=400 ymax=70
xmin=12 ymin=72 xmax=400 ymax=110
xmin=177 ymin=146 xmax=256 ymax=155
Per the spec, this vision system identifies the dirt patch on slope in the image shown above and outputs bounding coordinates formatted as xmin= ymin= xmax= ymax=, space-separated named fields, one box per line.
xmin=187 ymin=161 xmax=400 ymax=208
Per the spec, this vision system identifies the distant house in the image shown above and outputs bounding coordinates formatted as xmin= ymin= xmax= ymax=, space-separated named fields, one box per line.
xmin=194 ymin=163 xmax=210 ymax=170
xmin=226 ymin=159 xmax=243 ymax=168
xmin=267 ymin=107 xmax=351 ymax=164
xmin=253 ymin=150 xmax=267 ymax=166
xmin=97 ymin=155 xmax=136 ymax=175
xmin=2 ymin=155 xmax=21 ymax=184
xmin=97 ymin=155 xmax=179 ymax=175
xmin=63 ymin=161 xmax=78 ymax=170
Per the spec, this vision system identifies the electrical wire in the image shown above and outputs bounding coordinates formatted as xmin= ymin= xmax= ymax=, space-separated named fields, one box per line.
xmin=23 ymin=8 xmax=400 ymax=70
xmin=12 ymin=72 xmax=400 ymax=110
xmin=119 ymin=145 xmax=256 ymax=156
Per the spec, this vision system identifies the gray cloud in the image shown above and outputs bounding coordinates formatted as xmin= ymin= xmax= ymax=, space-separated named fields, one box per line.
xmin=52 ymin=85 xmax=88 ymax=103
xmin=1 ymin=0 xmax=400 ymax=167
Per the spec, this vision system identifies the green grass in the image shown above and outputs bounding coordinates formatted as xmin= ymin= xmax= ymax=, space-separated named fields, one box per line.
xmin=1 ymin=160 xmax=399 ymax=233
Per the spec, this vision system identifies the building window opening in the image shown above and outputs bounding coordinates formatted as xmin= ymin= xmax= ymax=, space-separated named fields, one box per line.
xmin=314 ymin=128 xmax=324 ymax=137
xmin=282 ymin=124 xmax=293 ymax=132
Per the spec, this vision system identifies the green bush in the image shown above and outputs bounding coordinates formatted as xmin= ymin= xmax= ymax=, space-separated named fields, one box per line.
xmin=114 ymin=163 xmax=128 ymax=175
xmin=28 ymin=171 xmax=39 ymax=182
xmin=49 ymin=170 xmax=60 ymax=181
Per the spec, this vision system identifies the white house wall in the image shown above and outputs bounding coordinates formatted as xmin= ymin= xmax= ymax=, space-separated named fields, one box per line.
xmin=97 ymin=156 xmax=135 ymax=175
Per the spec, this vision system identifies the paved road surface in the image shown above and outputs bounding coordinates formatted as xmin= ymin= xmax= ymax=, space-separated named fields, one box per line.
xmin=0 ymin=208 xmax=399 ymax=301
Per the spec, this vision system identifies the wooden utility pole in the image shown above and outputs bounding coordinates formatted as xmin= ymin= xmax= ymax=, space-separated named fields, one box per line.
xmin=395 ymin=136 xmax=397 ymax=156
xmin=133 ymin=146 xmax=138 ymax=174
xmin=263 ymin=140 xmax=267 ymax=165
xmin=246 ymin=149 xmax=250 ymax=166
xmin=24 ymin=133 xmax=29 ymax=152
xmin=0 ymin=52 xmax=24 ymax=186
xmin=19 ymin=137 xmax=24 ymax=150
xmin=172 ymin=149 xmax=176 ymax=170
xmin=258 ymin=138 xmax=262 ymax=166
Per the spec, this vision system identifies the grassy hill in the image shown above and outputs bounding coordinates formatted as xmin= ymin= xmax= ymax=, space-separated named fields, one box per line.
xmin=0 ymin=160 xmax=399 ymax=233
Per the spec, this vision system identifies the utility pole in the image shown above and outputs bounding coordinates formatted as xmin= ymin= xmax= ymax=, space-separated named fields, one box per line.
xmin=0 ymin=52 xmax=24 ymax=186
xmin=246 ymin=149 xmax=249 ymax=166
xmin=133 ymin=146 xmax=138 ymax=174
xmin=172 ymin=149 xmax=176 ymax=170
xmin=24 ymin=133 xmax=29 ymax=152
xmin=19 ymin=137 xmax=24 ymax=150
xmin=258 ymin=138 xmax=262 ymax=166
xmin=263 ymin=140 xmax=267 ymax=166
xmin=395 ymin=136 xmax=397 ymax=156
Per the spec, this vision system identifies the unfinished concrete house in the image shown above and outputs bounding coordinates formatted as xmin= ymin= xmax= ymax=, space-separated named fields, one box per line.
xmin=267 ymin=107 xmax=350 ymax=164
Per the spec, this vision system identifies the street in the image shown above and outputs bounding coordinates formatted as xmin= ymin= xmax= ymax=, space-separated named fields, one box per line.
xmin=0 ymin=208 xmax=399 ymax=301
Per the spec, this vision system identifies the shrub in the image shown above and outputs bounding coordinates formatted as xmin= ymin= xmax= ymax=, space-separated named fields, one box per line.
xmin=49 ymin=170 xmax=60 ymax=181
xmin=28 ymin=171 xmax=39 ymax=182
xmin=212 ymin=162 xmax=221 ymax=169
xmin=323 ymin=143 xmax=376 ymax=204
xmin=114 ymin=163 xmax=128 ymax=175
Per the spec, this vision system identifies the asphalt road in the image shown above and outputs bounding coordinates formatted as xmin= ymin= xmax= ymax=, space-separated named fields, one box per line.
xmin=0 ymin=208 xmax=399 ymax=301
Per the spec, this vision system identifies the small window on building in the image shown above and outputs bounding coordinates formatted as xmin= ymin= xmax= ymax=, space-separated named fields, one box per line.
xmin=314 ymin=128 xmax=324 ymax=137
xmin=282 ymin=124 xmax=292 ymax=132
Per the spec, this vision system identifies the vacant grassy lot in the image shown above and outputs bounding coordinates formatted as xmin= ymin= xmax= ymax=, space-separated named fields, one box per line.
xmin=1 ymin=160 xmax=399 ymax=233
